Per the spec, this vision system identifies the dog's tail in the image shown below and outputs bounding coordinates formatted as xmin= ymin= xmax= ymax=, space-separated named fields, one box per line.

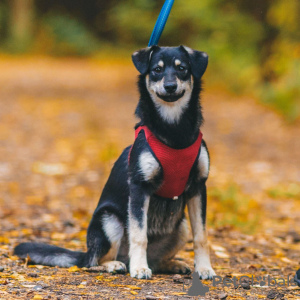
xmin=14 ymin=243 xmax=87 ymax=268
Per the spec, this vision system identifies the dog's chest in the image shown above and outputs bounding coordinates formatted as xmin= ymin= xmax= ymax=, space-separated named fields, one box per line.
xmin=136 ymin=126 xmax=202 ymax=199
xmin=147 ymin=196 xmax=185 ymax=236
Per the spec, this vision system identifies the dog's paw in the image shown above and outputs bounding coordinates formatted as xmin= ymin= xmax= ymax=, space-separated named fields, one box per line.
xmin=130 ymin=267 xmax=152 ymax=279
xmin=159 ymin=260 xmax=191 ymax=275
xmin=101 ymin=261 xmax=127 ymax=274
xmin=196 ymin=267 xmax=216 ymax=280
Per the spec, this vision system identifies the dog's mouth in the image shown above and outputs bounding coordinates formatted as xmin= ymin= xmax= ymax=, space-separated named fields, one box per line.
xmin=156 ymin=91 xmax=185 ymax=102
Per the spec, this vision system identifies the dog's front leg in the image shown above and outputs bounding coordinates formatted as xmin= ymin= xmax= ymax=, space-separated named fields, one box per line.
xmin=128 ymin=183 xmax=152 ymax=279
xmin=187 ymin=184 xmax=216 ymax=279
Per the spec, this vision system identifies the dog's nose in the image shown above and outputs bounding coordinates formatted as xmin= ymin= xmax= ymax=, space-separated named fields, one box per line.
xmin=164 ymin=83 xmax=177 ymax=94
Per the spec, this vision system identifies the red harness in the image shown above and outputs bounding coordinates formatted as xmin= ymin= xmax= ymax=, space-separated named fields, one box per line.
xmin=132 ymin=126 xmax=202 ymax=199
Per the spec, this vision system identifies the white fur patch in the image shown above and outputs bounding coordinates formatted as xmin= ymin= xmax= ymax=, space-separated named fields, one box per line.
xmin=198 ymin=144 xmax=209 ymax=179
xmin=130 ymin=267 xmax=152 ymax=279
xmin=100 ymin=214 xmax=124 ymax=263
xmin=146 ymin=75 xmax=193 ymax=124
xmin=158 ymin=60 xmax=164 ymax=67
xmin=102 ymin=214 xmax=123 ymax=244
xmin=139 ymin=151 xmax=159 ymax=181
xmin=128 ymin=196 xmax=151 ymax=278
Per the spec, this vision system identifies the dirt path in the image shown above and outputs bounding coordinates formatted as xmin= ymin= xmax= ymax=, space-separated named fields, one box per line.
xmin=0 ymin=57 xmax=299 ymax=299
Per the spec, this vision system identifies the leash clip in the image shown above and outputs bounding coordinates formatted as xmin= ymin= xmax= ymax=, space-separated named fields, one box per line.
xmin=173 ymin=196 xmax=178 ymax=200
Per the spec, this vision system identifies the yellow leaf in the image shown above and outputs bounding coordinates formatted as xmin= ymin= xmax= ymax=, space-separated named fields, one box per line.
xmin=10 ymin=230 xmax=21 ymax=237
xmin=9 ymin=255 xmax=19 ymax=261
xmin=126 ymin=285 xmax=141 ymax=290
xmin=130 ymin=291 xmax=138 ymax=295
xmin=25 ymin=196 xmax=44 ymax=205
xmin=51 ymin=232 xmax=67 ymax=241
xmin=21 ymin=228 xmax=33 ymax=235
xmin=0 ymin=237 xmax=9 ymax=243
xmin=28 ymin=265 xmax=45 ymax=269
xmin=68 ymin=266 xmax=80 ymax=272
xmin=32 ymin=296 xmax=43 ymax=300
xmin=171 ymin=292 xmax=186 ymax=295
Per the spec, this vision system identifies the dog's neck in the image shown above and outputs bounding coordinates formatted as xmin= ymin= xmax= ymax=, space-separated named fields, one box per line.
xmin=135 ymin=75 xmax=204 ymax=149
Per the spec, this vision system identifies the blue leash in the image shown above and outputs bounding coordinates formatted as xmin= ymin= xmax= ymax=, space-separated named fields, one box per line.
xmin=148 ymin=0 xmax=175 ymax=46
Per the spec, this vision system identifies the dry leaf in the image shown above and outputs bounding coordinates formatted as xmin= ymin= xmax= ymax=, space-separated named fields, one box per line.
xmin=68 ymin=266 xmax=80 ymax=272
xmin=130 ymin=291 xmax=138 ymax=295
xmin=32 ymin=296 xmax=44 ymax=300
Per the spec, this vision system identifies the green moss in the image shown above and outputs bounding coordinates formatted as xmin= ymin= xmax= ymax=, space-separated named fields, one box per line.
xmin=267 ymin=183 xmax=300 ymax=200
xmin=207 ymin=184 xmax=261 ymax=234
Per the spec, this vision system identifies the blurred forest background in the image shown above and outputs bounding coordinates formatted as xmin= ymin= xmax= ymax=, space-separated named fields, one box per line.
xmin=0 ymin=0 xmax=299 ymax=121
xmin=0 ymin=2 xmax=300 ymax=298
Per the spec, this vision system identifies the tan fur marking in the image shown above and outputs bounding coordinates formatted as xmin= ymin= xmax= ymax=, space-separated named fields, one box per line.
xmin=188 ymin=195 xmax=216 ymax=279
xmin=175 ymin=59 xmax=181 ymax=66
xmin=183 ymin=46 xmax=194 ymax=54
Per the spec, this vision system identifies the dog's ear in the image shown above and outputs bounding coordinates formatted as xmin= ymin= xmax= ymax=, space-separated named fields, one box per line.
xmin=180 ymin=45 xmax=208 ymax=79
xmin=132 ymin=46 xmax=159 ymax=75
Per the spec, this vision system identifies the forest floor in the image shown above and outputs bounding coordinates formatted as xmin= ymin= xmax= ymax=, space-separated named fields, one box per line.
xmin=0 ymin=56 xmax=299 ymax=300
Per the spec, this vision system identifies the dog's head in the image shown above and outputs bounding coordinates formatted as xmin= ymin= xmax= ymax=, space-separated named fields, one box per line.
xmin=132 ymin=46 xmax=208 ymax=103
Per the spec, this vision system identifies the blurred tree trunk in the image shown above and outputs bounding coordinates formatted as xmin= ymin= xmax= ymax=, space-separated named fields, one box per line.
xmin=10 ymin=0 xmax=34 ymax=47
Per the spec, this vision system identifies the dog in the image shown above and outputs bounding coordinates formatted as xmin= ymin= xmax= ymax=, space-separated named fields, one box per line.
xmin=14 ymin=45 xmax=216 ymax=280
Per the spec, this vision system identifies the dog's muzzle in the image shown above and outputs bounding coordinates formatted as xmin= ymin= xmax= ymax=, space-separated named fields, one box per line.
xmin=156 ymin=90 xmax=185 ymax=102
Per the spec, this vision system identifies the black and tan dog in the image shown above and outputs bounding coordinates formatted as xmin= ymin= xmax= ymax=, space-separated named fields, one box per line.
xmin=14 ymin=46 xmax=216 ymax=280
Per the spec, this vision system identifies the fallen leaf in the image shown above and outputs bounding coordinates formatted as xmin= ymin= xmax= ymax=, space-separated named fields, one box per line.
xmin=171 ymin=292 xmax=187 ymax=296
xmin=211 ymin=244 xmax=230 ymax=258
xmin=68 ymin=266 xmax=80 ymax=272
xmin=126 ymin=285 xmax=141 ymax=290
xmin=32 ymin=295 xmax=44 ymax=300
xmin=130 ymin=291 xmax=138 ymax=295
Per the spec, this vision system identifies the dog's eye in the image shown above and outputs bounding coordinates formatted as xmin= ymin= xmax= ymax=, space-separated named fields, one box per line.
xmin=178 ymin=66 xmax=186 ymax=71
xmin=154 ymin=67 xmax=162 ymax=73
